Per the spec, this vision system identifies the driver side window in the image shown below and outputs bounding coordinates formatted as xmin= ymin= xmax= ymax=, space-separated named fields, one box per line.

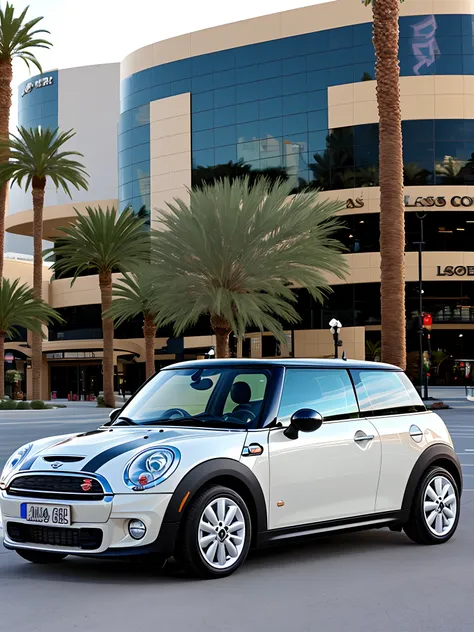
xmin=223 ymin=373 xmax=268 ymax=415
xmin=278 ymin=369 xmax=358 ymax=423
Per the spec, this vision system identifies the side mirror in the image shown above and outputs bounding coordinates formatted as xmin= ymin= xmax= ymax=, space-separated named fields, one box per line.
xmin=109 ymin=408 xmax=121 ymax=423
xmin=284 ymin=408 xmax=323 ymax=440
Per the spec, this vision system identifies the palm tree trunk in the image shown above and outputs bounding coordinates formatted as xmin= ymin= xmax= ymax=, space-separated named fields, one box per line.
xmin=143 ymin=313 xmax=156 ymax=379
xmin=0 ymin=58 xmax=12 ymax=285
xmin=32 ymin=183 xmax=46 ymax=400
xmin=373 ymin=0 xmax=406 ymax=369
xmin=0 ymin=331 xmax=5 ymax=398
xmin=99 ymin=271 xmax=115 ymax=407
xmin=210 ymin=314 xmax=231 ymax=358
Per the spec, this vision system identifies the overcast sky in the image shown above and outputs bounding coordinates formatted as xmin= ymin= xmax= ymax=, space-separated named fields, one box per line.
xmin=9 ymin=0 xmax=332 ymax=126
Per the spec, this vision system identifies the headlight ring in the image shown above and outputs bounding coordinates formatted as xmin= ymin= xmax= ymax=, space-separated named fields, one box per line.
xmin=123 ymin=446 xmax=180 ymax=490
xmin=1 ymin=443 xmax=33 ymax=482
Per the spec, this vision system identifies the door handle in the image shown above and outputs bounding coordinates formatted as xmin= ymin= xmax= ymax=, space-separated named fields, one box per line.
xmin=354 ymin=433 xmax=374 ymax=443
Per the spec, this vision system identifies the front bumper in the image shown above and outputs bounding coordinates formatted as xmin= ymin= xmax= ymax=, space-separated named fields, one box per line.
xmin=1 ymin=490 xmax=176 ymax=557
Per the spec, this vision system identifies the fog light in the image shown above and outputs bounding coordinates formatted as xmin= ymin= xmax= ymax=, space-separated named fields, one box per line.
xmin=128 ymin=519 xmax=147 ymax=540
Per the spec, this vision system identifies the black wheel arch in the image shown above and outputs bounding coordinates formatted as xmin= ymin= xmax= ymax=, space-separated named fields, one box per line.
xmin=401 ymin=443 xmax=463 ymax=515
xmin=162 ymin=458 xmax=268 ymax=545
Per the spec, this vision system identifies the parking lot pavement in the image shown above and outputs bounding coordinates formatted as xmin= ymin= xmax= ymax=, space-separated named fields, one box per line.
xmin=0 ymin=398 xmax=474 ymax=632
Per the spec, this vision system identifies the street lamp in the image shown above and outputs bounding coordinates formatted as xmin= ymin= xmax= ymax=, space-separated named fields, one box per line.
xmin=329 ymin=318 xmax=342 ymax=359
xmin=414 ymin=211 xmax=427 ymax=399
xmin=205 ymin=347 xmax=215 ymax=359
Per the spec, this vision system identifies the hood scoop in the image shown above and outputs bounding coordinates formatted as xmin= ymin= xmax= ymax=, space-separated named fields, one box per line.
xmin=42 ymin=456 xmax=85 ymax=463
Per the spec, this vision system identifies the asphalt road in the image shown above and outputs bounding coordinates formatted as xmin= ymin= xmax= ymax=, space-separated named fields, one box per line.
xmin=0 ymin=397 xmax=473 ymax=632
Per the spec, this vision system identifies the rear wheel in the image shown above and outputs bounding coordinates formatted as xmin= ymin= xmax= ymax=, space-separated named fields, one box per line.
xmin=16 ymin=549 xmax=67 ymax=564
xmin=175 ymin=485 xmax=251 ymax=579
xmin=404 ymin=466 xmax=460 ymax=545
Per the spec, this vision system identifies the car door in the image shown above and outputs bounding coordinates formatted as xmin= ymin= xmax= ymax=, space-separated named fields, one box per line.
xmin=268 ymin=368 xmax=382 ymax=530
xmin=350 ymin=369 xmax=429 ymax=513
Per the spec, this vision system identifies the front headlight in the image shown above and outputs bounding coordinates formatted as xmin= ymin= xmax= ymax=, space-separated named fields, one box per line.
xmin=0 ymin=443 xmax=33 ymax=483
xmin=124 ymin=447 xmax=180 ymax=490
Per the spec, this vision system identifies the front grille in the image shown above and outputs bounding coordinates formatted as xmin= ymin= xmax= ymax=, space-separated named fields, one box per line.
xmin=7 ymin=522 xmax=103 ymax=550
xmin=7 ymin=475 xmax=105 ymax=501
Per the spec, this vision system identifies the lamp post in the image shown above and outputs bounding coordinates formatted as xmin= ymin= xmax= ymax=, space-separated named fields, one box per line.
xmin=205 ymin=347 xmax=215 ymax=360
xmin=414 ymin=212 xmax=427 ymax=398
xmin=329 ymin=318 xmax=342 ymax=359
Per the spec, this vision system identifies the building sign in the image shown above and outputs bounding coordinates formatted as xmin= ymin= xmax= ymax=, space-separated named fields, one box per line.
xmin=437 ymin=266 xmax=474 ymax=277
xmin=405 ymin=195 xmax=474 ymax=208
xmin=411 ymin=15 xmax=439 ymax=76
xmin=346 ymin=197 xmax=364 ymax=209
xmin=21 ymin=75 xmax=54 ymax=97
xmin=46 ymin=351 xmax=96 ymax=359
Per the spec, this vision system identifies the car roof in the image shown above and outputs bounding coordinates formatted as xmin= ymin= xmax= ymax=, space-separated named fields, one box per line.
xmin=164 ymin=358 xmax=400 ymax=371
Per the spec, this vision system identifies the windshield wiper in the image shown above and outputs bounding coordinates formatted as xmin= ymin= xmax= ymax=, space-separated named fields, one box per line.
xmin=112 ymin=417 xmax=137 ymax=426
xmin=140 ymin=416 xmax=201 ymax=426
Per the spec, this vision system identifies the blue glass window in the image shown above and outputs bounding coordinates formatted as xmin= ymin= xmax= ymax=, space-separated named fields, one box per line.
xmin=259 ymin=97 xmax=282 ymax=119
xmin=283 ymin=93 xmax=307 ymax=116
xmin=237 ymin=121 xmax=259 ymax=141
xmin=193 ymin=110 xmax=214 ymax=132
xmin=236 ymin=101 xmax=258 ymax=123
xmin=172 ymin=58 xmax=192 ymax=80
xmin=308 ymin=109 xmax=328 ymax=131
xmin=193 ymin=73 xmax=214 ymax=93
xmin=282 ymin=72 xmax=307 ymax=96
xmin=170 ymin=78 xmax=191 ymax=95
xmin=236 ymin=82 xmax=259 ymax=104
xmin=193 ymin=148 xmax=215 ymax=168
xmin=282 ymin=56 xmax=307 ymax=76
xmin=214 ymin=105 xmax=236 ymax=128
xmin=214 ymin=125 xmax=236 ymax=147
xmin=150 ymin=64 xmax=171 ymax=86
xmin=214 ymin=69 xmax=236 ymax=89
xmin=214 ymin=86 xmax=237 ymax=108
xmin=215 ymin=144 xmax=237 ymax=164
xmin=193 ymin=91 xmax=214 ymax=112
xmin=283 ymin=113 xmax=307 ymax=136
xmin=258 ymin=60 xmax=281 ymax=80
xmin=259 ymin=117 xmax=283 ymax=139
xmin=259 ymin=77 xmax=282 ymax=100
xmin=150 ymin=84 xmax=171 ymax=101
xmin=131 ymin=143 xmax=150 ymax=164
xmin=131 ymin=125 xmax=150 ymax=147
xmin=193 ymin=129 xmax=215 ymax=151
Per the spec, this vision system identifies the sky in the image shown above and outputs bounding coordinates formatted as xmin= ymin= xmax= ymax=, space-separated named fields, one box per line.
xmin=9 ymin=0 xmax=332 ymax=126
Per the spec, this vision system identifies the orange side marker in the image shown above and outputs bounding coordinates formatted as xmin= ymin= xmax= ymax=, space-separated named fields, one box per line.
xmin=178 ymin=491 xmax=191 ymax=512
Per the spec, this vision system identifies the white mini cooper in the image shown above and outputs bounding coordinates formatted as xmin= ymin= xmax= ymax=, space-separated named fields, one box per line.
xmin=0 ymin=359 xmax=462 ymax=579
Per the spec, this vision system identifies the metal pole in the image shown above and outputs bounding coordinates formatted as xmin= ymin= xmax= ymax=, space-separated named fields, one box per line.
xmin=334 ymin=330 xmax=339 ymax=359
xmin=415 ymin=214 xmax=427 ymax=399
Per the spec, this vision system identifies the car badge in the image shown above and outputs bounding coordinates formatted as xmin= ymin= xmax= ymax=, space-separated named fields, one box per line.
xmin=81 ymin=478 xmax=93 ymax=492
xmin=51 ymin=462 xmax=63 ymax=469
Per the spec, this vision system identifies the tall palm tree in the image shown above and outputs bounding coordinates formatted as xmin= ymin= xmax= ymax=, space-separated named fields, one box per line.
xmin=364 ymin=0 xmax=406 ymax=369
xmin=46 ymin=207 xmax=151 ymax=407
xmin=0 ymin=278 xmax=61 ymax=398
xmin=0 ymin=126 xmax=88 ymax=399
xmin=151 ymin=177 xmax=347 ymax=358
xmin=106 ymin=265 xmax=160 ymax=380
xmin=0 ymin=3 xmax=52 ymax=283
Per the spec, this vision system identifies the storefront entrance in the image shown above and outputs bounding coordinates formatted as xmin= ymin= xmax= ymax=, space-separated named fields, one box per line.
xmin=50 ymin=363 xmax=103 ymax=400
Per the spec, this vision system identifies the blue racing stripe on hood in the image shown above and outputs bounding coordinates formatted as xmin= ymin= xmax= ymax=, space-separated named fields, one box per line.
xmin=80 ymin=431 xmax=183 ymax=473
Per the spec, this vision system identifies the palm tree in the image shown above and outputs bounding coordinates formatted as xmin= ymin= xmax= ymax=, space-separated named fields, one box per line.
xmin=0 ymin=278 xmax=61 ymax=398
xmin=106 ymin=265 xmax=160 ymax=380
xmin=364 ymin=0 xmax=406 ymax=369
xmin=0 ymin=3 xmax=52 ymax=283
xmin=150 ymin=177 xmax=348 ymax=358
xmin=46 ymin=207 xmax=151 ymax=407
xmin=0 ymin=126 xmax=88 ymax=399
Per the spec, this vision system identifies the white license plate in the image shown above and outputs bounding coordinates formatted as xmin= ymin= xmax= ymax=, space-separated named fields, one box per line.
xmin=21 ymin=503 xmax=71 ymax=527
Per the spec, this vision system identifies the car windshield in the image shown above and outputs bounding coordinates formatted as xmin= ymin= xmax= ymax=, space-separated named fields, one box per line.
xmin=116 ymin=367 xmax=271 ymax=429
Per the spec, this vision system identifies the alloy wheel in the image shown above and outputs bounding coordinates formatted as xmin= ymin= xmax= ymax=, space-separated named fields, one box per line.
xmin=198 ymin=497 xmax=246 ymax=569
xmin=423 ymin=475 xmax=457 ymax=537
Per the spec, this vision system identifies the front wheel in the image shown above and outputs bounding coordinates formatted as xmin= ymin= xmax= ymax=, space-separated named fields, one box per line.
xmin=175 ymin=485 xmax=252 ymax=579
xmin=404 ymin=466 xmax=460 ymax=545
xmin=16 ymin=549 xmax=67 ymax=564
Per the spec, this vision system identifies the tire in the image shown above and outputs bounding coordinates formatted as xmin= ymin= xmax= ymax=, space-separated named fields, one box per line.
xmin=175 ymin=485 xmax=252 ymax=579
xmin=404 ymin=466 xmax=460 ymax=545
xmin=16 ymin=549 xmax=67 ymax=564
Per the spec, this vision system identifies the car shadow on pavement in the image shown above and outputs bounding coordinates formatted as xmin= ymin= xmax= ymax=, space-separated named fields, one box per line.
xmin=3 ymin=528 xmax=416 ymax=585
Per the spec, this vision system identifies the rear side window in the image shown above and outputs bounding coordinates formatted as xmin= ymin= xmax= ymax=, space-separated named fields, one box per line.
xmin=278 ymin=369 xmax=359 ymax=422
xmin=350 ymin=370 xmax=425 ymax=416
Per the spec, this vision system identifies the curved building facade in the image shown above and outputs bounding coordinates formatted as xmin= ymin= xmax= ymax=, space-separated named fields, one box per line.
xmin=5 ymin=0 xmax=474 ymax=398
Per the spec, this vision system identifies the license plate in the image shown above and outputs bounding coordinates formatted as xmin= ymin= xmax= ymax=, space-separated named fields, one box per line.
xmin=21 ymin=503 xmax=71 ymax=527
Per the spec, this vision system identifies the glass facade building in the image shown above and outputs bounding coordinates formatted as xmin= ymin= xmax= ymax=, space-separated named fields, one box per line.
xmin=118 ymin=14 xmax=474 ymax=211
xmin=18 ymin=70 xmax=58 ymax=131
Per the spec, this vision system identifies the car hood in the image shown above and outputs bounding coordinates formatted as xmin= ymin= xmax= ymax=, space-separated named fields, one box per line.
xmin=8 ymin=426 xmax=249 ymax=492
